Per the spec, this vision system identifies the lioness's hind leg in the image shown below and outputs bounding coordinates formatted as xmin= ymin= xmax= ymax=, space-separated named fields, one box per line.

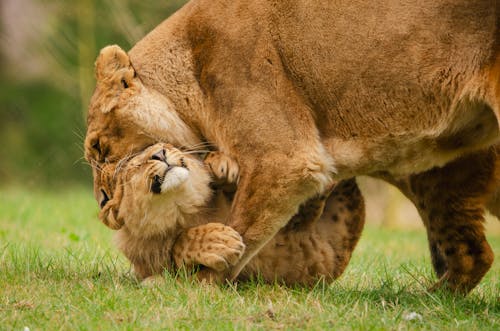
xmin=406 ymin=149 xmax=497 ymax=293
xmin=486 ymin=189 xmax=500 ymax=220
xmin=485 ymin=145 xmax=500 ymax=219
xmin=427 ymin=237 xmax=447 ymax=278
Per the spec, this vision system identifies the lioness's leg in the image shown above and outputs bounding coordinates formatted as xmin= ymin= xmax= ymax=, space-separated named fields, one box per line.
xmin=222 ymin=150 xmax=334 ymax=280
xmin=425 ymin=146 xmax=498 ymax=278
xmin=486 ymin=189 xmax=500 ymax=220
xmin=387 ymin=148 xmax=497 ymax=293
xmin=427 ymin=237 xmax=447 ymax=278
xmin=189 ymin=41 xmax=334 ymax=280
xmin=202 ymin=150 xmax=364 ymax=284
xmin=485 ymin=145 xmax=500 ymax=219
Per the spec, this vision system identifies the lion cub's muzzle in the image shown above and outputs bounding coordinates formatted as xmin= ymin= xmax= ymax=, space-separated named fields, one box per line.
xmin=151 ymin=148 xmax=172 ymax=194
xmin=149 ymin=147 xmax=188 ymax=194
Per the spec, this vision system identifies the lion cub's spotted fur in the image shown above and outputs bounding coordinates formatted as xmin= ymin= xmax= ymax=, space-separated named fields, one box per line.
xmin=98 ymin=143 xmax=364 ymax=285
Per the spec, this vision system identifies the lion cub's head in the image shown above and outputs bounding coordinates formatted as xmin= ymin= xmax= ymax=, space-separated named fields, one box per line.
xmin=84 ymin=45 xmax=201 ymax=202
xmin=98 ymin=142 xmax=212 ymax=238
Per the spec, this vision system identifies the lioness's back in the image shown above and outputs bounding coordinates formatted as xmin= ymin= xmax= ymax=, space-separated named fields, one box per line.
xmin=271 ymin=0 xmax=498 ymax=135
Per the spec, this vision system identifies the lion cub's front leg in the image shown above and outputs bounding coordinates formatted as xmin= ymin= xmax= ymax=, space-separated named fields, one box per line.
xmin=204 ymin=151 xmax=239 ymax=193
xmin=171 ymin=152 xmax=245 ymax=280
xmin=172 ymin=223 xmax=245 ymax=272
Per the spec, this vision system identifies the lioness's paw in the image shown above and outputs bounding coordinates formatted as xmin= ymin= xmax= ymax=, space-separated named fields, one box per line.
xmin=173 ymin=223 xmax=245 ymax=272
xmin=141 ymin=275 xmax=165 ymax=287
xmin=205 ymin=152 xmax=239 ymax=185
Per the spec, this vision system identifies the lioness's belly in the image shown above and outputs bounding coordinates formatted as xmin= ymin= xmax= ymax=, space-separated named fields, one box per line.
xmin=321 ymin=98 xmax=499 ymax=178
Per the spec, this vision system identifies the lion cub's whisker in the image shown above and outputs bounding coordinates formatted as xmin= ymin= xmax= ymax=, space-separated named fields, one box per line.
xmin=182 ymin=141 xmax=216 ymax=151
xmin=182 ymin=150 xmax=212 ymax=156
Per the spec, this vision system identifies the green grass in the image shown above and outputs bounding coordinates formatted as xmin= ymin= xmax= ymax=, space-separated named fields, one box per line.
xmin=1 ymin=187 xmax=499 ymax=330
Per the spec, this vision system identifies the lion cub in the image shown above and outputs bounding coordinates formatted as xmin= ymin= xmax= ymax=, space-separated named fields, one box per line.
xmin=98 ymin=142 xmax=245 ymax=280
xmin=98 ymin=142 xmax=365 ymax=285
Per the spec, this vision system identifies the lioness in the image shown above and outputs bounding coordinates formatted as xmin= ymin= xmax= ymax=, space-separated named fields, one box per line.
xmin=85 ymin=0 xmax=500 ymax=293
xmin=98 ymin=142 xmax=364 ymax=285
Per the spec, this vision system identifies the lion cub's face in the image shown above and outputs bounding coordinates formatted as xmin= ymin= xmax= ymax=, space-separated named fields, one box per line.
xmin=98 ymin=143 xmax=212 ymax=238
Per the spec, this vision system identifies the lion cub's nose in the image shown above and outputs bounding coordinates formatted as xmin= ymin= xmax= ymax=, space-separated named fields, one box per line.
xmin=151 ymin=149 xmax=167 ymax=162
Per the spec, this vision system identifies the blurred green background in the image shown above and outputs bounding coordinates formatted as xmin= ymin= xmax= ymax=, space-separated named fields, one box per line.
xmin=0 ymin=0 xmax=185 ymax=187
xmin=0 ymin=0 xmax=498 ymax=231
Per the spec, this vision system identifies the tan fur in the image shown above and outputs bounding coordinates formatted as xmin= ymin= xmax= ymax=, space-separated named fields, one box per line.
xmin=98 ymin=142 xmax=364 ymax=284
xmin=85 ymin=0 xmax=500 ymax=293
xmin=98 ymin=143 xmax=246 ymax=280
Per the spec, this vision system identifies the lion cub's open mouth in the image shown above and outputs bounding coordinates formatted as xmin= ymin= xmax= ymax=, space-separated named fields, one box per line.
xmin=149 ymin=148 xmax=189 ymax=194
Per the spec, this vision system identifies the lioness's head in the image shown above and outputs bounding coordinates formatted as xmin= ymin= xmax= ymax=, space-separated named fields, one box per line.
xmin=98 ymin=142 xmax=212 ymax=238
xmin=85 ymin=45 xmax=200 ymax=201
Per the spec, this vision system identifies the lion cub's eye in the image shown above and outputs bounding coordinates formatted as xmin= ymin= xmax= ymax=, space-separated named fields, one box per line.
xmin=121 ymin=79 xmax=129 ymax=89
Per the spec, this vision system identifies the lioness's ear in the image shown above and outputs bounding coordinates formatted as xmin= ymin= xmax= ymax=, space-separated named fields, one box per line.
xmin=95 ymin=44 xmax=135 ymax=82
xmin=94 ymin=45 xmax=136 ymax=113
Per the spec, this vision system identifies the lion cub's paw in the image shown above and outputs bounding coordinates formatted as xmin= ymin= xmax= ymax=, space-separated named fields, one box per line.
xmin=173 ymin=223 xmax=245 ymax=272
xmin=204 ymin=152 xmax=239 ymax=185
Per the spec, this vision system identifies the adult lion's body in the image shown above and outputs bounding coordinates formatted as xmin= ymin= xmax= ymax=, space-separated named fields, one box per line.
xmin=86 ymin=0 xmax=500 ymax=293
xmin=129 ymin=0 xmax=499 ymax=176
